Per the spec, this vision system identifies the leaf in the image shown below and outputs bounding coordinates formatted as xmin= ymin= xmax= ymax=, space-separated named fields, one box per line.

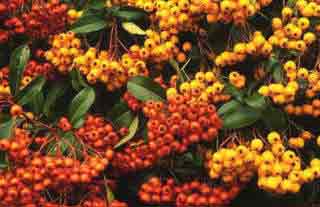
xmin=218 ymin=100 xmax=242 ymax=116
xmin=222 ymin=106 xmax=262 ymax=129
xmin=108 ymin=101 xmax=134 ymax=129
xmin=15 ymin=76 xmax=46 ymax=106
xmin=70 ymin=14 xmax=107 ymax=34
xmin=127 ymin=76 xmax=166 ymax=102
xmin=0 ymin=117 xmax=15 ymax=139
xmin=111 ymin=6 xmax=147 ymax=21
xmin=72 ymin=117 xmax=85 ymax=129
xmin=29 ymin=92 xmax=44 ymax=115
xmin=0 ymin=151 xmax=9 ymax=169
xmin=9 ymin=44 xmax=31 ymax=96
xmin=43 ymin=82 xmax=68 ymax=117
xmin=114 ymin=116 xmax=139 ymax=149
xmin=122 ymin=22 xmax=146 ymax=35
xmin=245 ymin=93 xmax=268 ymax=110
xmin=86 ymin=0 xmax=105 ymax=10
xmin=273 ymin=64 xmax=283 ymax=82
xmin=68 ymin=87 xmax=95 ymax=126
xmin=262 ymin=106 xmax=287 ymax=131
xmin=224 ymin=82 xmax=245 ymax=102
xmin=70 ymin=69 xmax=89 ymax=91
xmin=104 ymin=179 xmax=115 ymax=204
xmin=265 ymin=57 xmax=283 ymax=82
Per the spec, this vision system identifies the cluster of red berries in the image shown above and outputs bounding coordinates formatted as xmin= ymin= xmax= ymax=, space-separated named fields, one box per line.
xmin=139 ymin=177 xmax=176 ymax=204
xmin=123 ymin=92 xmax=142 ymax=112
xmin=21 ymin=0 xmax=68 ymax=39
xmin=0 ymin=17 xmax=25 ymax=43
xmin=83 ymin=196 xmax=128 ymax=207
xmin=112 ymin=96 xmax=221 ymax=173
xmin=138 ymin=177 xmax=241 ymax=207
xmin=0 ymin=154 xmax=109 ymax=207
xmin=0 ymin=0 xmax=25 ymax=16
xmin=0 ymin=128 xmax=31 ymax=163
xmin=75 ymin=115 xmax=119 ymax=158
xmin=143 ymin=95 xmax=222 ymax=152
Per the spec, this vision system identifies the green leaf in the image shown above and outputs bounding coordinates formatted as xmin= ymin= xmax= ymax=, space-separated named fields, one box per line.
xmin=0 ymin=151 xmax=9 ymax=169
xmin=222 ymin=106 xmax=262 ymax=129
xmin=70 ymin=14 xmax=107 ymax=34
xmin=86 ymin=0 xmax=105 ymax=10
xmin=273 ymin=64 xmax=283 ymax=82
xmin=224 ymin=82 xmax=245 ymax=102
xmin=122 ymin=22 xmax=146 ymax=35
xmin=265 ymin=57 xmax=283 ymax=82
xmin=127 ymin=76 xmax=166 ymax=102
xmin=108 ymin=101 xmax=134 ymax=129
xmin=72 ymin=117 xmax=85 ymax=129
xmin=43 ymin=82 xmax=68 ymax=117
xmin=0 ymin=117 xmax=15 ymax=139
xmin=68 ymin=87 xmax=95 ymax=126
xmin=70 ymin=69 xmax=89 ymax=91
xmin=218 ymin=100 xmax=242 ymax=116
xmin=262 ymin=106 xmax=287 ymax=131
xmin=15 ymin=76 xmax=46 ymax=106
xmin=29 ymin=92 xmax=44 ymax=115
xmin=114 ymin=116 xmax=139 ymax=149
xmin=9 ymin=44 xmax=31 ymax=96
xmin=111 ymin=6 xmax=147 ymax=21
xmin=245 ymin=93 xmax=268 ymax=110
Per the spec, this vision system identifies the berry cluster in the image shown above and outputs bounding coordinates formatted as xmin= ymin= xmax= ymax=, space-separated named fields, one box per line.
xmin=123 ymin=91 xmax=142 ymax=112
xmin=0 ymin=17 xmax=25 ymax=43
xmin=139 ymin=177 xmax=176 ymax=204
xmin=288 ymin=131 xmax=314 ymax=149
xmin=21 ymin=0 xmax=68 ymax=39
xmin=0 ymin=128 xmax=31 ymax=163
xmin=167 ymin=71 xmax=231 ymax=104
xmin=215 ymin=31 xmax=273 ymax=67
xmin=0 ymin=60 xmax=54 ymax=96
xmin=45 ymin=32 xmax=83 ymax=73
xmin=75 ymin=115 xmax=119 ymax=160
xmin=0 ymin=0 xmax=25 ymax=16
xmin=258 ymin=81 xmax=299 ymax=104
xmin=285 ymin=99 xmax=320 ymax=117
xmin=205 ymin=0 xmax=273 ymax=25
xmin=138 ymin=177 xmax=241 ymax=207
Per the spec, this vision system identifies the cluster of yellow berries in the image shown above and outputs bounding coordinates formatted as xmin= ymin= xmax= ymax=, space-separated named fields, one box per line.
xmin=45 ymin=32 xmax=83 ymax=73
xmin=288 ymin=131 xmax=314 ymax=149
xmin=215 ymin=31 xmax=272 ymax=67
xmin=258 ymin=81 xmax=299 ymax=104
xmin=207 ymin=143 xmax=258 ymax=184
xmin=205 ymin=0 xmax=273 ymax=25
xmin=67 ymin=9 xmax=83 ymax=23
xmin=206 ymin=131 xmax=320 ymax=194
xmin=229 ymin=71 xmax=246 ymax=89
xmin=285 ymin=99 xmax=320 ymax=117
xmin=166 ymin=71 xmax=231 ymax=104
xmin=269 ymin=15 xmax=317 ymax=52
xmin=296 ymin=0 xmax=320 ymax=18
xmin=257 ymin=132 xmax=320 ymax=194
xmin=73 ymin=47 xmax=148 ymax=91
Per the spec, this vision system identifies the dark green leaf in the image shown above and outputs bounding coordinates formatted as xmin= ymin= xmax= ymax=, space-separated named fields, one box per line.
xmin=262 ymin=106 xmax=287 ymax=131
xmin=127 ymin=76 xmax=166 ymax=102
xmin=114 ymin=116 xmax=139 ymax=149
xmin=222 ymin=106 xmax=262 ymax=129
xmin=68 ymin=87 xmax=95 ymax=126
xmin=29 ymin=92 xmax=44 ymax=115
xmin=224 ymin=82 xmax=245 ymax=102
xmin=72 ymin=117 xmax=85 ymax=129
xmin=70 ymin=69 xmax=89 ymax=91
xmin=70 ymin=14 xmax=107 ymax=34
xmin=15 ymin=76 xmax=46 ymax=106
xmin=0 ymin=117 xmax=15 ymax=139
xmin=111 ymin=6 xmax=147 ymax=21
xmin=0 ymin=151 xmax=9 ymax=169
xmin=86 ymin=0 xmax=105 ymax=10
xmin=9 ymin=45 xmax=31 ymax=96
xmin=245 ymin=93 xmax=268 ymax=110
xmin=43 ymin=82 xmax=68 ymax=117
xmin=266 ymin=57 xmax=283 ymax=82
xmin=108 ymin=101 xmax=134 ymax=129
xmin=218 ymin=100 xmax=241 ymax=116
